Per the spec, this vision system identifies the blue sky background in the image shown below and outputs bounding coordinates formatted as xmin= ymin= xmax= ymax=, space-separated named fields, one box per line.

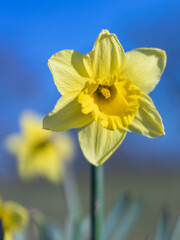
xmin=0 ymin=0 xmax=180 ymax=177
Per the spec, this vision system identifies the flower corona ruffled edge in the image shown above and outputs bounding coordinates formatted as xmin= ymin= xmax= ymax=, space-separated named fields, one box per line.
xmin=78 ymin=76 xmax=141 ymax=130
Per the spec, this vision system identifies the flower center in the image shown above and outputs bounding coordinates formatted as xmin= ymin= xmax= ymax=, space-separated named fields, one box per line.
xmin=78 ymin=76 xmax=141 ymax=130
xmin=98 ymin=85 xmax=111 ymax=99
xmin=31 ymin=140 xmax=50 ymax=156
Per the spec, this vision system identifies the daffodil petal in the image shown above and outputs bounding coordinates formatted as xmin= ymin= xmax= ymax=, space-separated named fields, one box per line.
xmin=121 ymin=48 xmax=166 ymax=94
xmin=78 ymin=121 xmax=127 ymax=166
xmin=43 ymin=93 xmax=93 ymax=132
xmin=5 ymin=135 xmax=21 ymax=154
xmin=84 ymin=30 xmax=125 ymax=81
xmin=18 ymin=143 xmax=60 ymax=183
xmin=127 ymin=92 xmax=165 ymax=138
xmin=48 ymin=50 xmax=92 ymax=95
xmin=4 ymin=232 xmax=13 ymax=240
xmin=20 ymin=112 xmax=51 ymax=143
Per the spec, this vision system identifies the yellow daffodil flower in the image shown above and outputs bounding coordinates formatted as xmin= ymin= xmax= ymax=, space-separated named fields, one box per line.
xmin=0 ymin=198 xmax=28 ymax=240
xmin=43 ymin=30 xmax=166 ymax=166
xmin=6 ymin=111 xmax=74 ymax=183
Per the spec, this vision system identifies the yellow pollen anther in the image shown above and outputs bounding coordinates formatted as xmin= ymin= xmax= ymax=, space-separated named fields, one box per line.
xmin=99 ymin=86 xmax=111 ymax=99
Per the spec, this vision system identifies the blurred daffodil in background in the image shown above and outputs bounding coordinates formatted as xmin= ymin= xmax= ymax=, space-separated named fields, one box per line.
xmin=0 ymin=197 xmax=28 ymax=240
xmin=6 ymin=111 xmax=74 ymax=183
xmin=43 ymin=29 xmax=166 ymax=166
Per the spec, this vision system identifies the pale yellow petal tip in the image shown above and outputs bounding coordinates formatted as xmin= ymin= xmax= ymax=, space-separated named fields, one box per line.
xmin=157 ymin=126 xmax=165 ymax=137
xmin=158 ymin=48 xmax=167 ymax=58
xmin=47 ymin=53 xmax=58 ymax=74
xmin=163 ymin=51 xmax=167 ymax=69
xmin=151 ymin=122 xmax=165 ymax=138
xmin=160 ymin=122 xmax=165 ymax=136
xmin=42 ymin=114 xmax=54 ymax=131
xmin=99 ymin=29 xmax=119 ymax=38
xmin=157 ymin=48 xmax=167 ymax=73
xmin=48 ymin=58 xmax=52 ymax=67
xmin=101 ymin=29 xmax=110 ymax=34
xmin=42 ymin=115 xmax=49 ymax=130
xmin=48 ymin=54 xmax=56 ymax=67
xmin=158 ymin=48 xmax=167 ymax=71
xmin=162 ymin=128 xmax=166 ymax=136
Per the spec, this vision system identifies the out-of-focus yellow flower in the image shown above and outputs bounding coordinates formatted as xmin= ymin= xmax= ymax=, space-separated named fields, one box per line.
xmin=6 ymin=111 xmax=74 ymax=183
xmin=43 ymin=30 xmax=166 ymax=166
xmin=0 ymin=198 xmax=28 ymax=240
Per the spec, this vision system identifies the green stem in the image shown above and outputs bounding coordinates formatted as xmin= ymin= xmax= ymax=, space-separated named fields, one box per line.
xmin=91 ymin=165 xmax=104 ymax=240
